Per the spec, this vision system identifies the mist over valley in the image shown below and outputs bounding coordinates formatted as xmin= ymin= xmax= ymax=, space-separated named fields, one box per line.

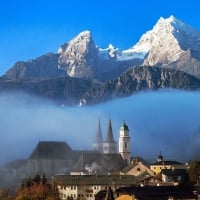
xmin=0 ymin=89 xmax=200 ymax=165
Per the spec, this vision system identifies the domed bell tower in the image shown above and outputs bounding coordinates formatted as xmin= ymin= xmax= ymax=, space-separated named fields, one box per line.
xmin=119 ymin=121 xmax=131 ymax=165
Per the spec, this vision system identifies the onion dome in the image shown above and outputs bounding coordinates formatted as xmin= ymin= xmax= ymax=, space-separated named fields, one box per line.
xmin=120 ymin=121 xmax=129 ymax=131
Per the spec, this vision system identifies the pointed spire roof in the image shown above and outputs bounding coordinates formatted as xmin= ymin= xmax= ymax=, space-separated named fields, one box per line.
xmin=104 ymin=186 xmax=115 ymax=200
xmin=105 ymin=118 xmax=115 ymax=143
xmin=95 ymin=117 xmax=103 ymax=143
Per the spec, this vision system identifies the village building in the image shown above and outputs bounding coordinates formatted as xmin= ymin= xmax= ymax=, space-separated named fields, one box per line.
xmin=120 ymin=157 xmax=154 ymax=177
xmin=55 ymin=174 xmax=151 ymax=200
xmin=150 ymin=154 xmax=187 ymax=175
xmin=55 ymin=175 xmax=135 ymax=200
xmin=161 ymin=168 xmax=188 ymax=183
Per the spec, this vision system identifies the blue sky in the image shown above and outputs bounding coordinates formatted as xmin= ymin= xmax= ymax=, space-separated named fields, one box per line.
xmin=0 ymin=0 xmax=200 ymax=75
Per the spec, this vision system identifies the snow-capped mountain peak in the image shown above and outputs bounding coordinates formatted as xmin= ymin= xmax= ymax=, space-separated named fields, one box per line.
xmin=58 ymin=30 xmax=92 ymax=54
xmin=130 ymin=15 xmax=200 ymax=74
xmin=58 ymin=30 xmax=98 ymax=79
xmin=57 ymin=16 xmax=200 ymax=79
xmin=5 ymin=16 xmax=200 ymax=81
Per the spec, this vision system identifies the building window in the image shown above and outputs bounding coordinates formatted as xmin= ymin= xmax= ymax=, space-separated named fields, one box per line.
xmin=125 ymin=142 xmax=128 ymax=149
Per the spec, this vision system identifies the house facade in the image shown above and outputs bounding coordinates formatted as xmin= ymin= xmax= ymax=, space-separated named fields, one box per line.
xmin=55 ymin=175 xmax=137 ymax=200
xmin=150 ymin=155 xmax=187 ymax=175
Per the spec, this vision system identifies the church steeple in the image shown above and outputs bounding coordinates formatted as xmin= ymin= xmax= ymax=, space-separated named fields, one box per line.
xmin=105 ymin=118 xmax=115 ymax=142
xmin=92 ymin=117 xmax=103 ymax=153
xmin=96 ymin=118 xmax=103 ymax=142
xmin=119 ymin=121 xmax=131 ymax=164
xmin=103 ymin=118 xmax=117 ymax=154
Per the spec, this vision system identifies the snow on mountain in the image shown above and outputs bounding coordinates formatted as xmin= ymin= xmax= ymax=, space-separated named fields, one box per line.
xmin=58 ymin=30 xmax=98 ymax=79
xmin=98 ymin=44 xmax=146 ymax=61
xmin=57 ymin=31 xmax=143 ymax=80
xmin=97 ymin=15 xmax=200 ymax=73
xmin=131 ymin=15 xmax=184 ymax=64
xmin=4 ymin=15 xmax=200 ymax=80
xmin=130 ymin=15 xmax=200 ymax=77
xmin=56 ymin=16 xmax=200 ymax=80
xmin=98 ymin=44 xmax=119 ymax=59
xmin=116 ymin=49 xmax=146 ymax=61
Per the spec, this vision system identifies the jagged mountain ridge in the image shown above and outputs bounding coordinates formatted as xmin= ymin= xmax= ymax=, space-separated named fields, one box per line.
xmin=1 ymin=66 xmax=200 ymax=105
xmin=1 ymin=15 xmax=200 ymax=104
xmin=0 ymin=76 xmax=93 ymax=104
xmin=4 ymin=31 xmax=142 ymax=81
xmin=81 ymin=66 xmax=200 ymax=104
xmin=5 ymin=53 xmax=66 ymax=80
xmin=58 ymin=30 xmax=98 ymax=79
xmin=4 ymin=15 xmax=200 ymax=81
xmin=131 ymin=15 xmax=200 ymax=78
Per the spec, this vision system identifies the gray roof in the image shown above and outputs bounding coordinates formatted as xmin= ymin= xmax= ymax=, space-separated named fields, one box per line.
xmin=55 ymin=174 xmax=137 ymax=186
xmin=29 ymin=141 xmax=72 ymax=159
xmin=161 ymin=169 xmax=187 ymax=176
xmin=151 ymin=160 xmax=183 ymax=166
xmin=72 ymin=152 xmax=126 ymax=173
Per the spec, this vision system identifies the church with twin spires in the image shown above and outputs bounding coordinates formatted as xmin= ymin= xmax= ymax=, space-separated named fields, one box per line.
xmin=1 ymin=118 xmax=132 ymax=187
xmin=92 ymin=118 xmax=131 ymax=165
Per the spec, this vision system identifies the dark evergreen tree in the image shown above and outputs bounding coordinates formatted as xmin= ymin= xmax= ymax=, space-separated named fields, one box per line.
xmin=188 ymin=160 xmax=200 ymax=184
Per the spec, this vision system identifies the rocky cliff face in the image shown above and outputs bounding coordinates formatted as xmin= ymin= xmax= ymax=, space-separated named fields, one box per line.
xmin=3 ymin=31 xmax=143 ymax=81
xmin=5 ymin=53 xmax=65 ymax=80
xmin=58 ymin=30 xmax=98 ymax=79
xmin=81 ymin=66 xmax=200 ymax=104
xmin=0 ymin=76 xmax=92 ymax=105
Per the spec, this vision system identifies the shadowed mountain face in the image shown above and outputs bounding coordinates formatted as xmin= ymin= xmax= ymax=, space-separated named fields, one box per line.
xmin=0 ymin=76 xmax=93 ymax=105
xmin=0 ymin=66 xmax=200 ymax=105
xmin=81 ymin=66 xmax=200 ymax=104
xmin=5 ymin=53 xmax=66 ymax=80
